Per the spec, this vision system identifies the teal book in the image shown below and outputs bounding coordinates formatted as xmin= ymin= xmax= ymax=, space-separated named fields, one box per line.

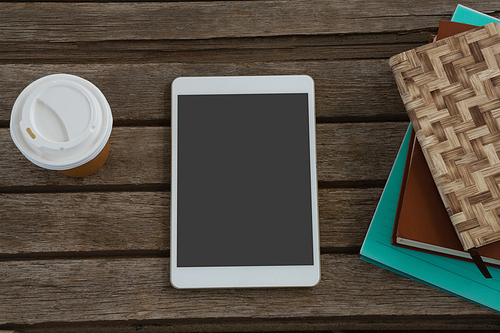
xmin=451 ymin=4 xmax=500 ymax=26
xmin=360 ymin=6 xmax=500 ymax=313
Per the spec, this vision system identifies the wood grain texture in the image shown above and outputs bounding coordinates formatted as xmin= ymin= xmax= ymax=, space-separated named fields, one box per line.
xmin=0 ymin=192 xmax=170 ymax=255
xmin=0 ymin=188 xmax=381 ymax=255
xmin=319 ymin=188 xmax=383 ymax=249
xmin=0 ymin=127 xmax=170 ymax=188
xmin=0 ymin=61 xmax=407 ymax=124
xmin=3 ymin=0 xmax=497 ymax=329
xmin=0 ymin=123 xmax=408 ymax=188
xmin=0 ymin=1 xmax=469 ymax=42
xmin=0 ymin=33 xmax=431 ymax=64
xmin=316 ymin=122 xmax=407 ymax=182
xmin=0 ymin=255 xmax=492 ymax=326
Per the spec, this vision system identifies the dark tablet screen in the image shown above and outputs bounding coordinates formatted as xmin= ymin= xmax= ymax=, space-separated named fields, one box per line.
xmin=177 ymin=93 xmax=314 ymax=267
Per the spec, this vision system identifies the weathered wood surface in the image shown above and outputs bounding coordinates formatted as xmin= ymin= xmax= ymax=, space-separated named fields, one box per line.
xmin=0 ymin=188 xmax=381 ymax=255
xmin=0 ymin=2 xmax=458 ymax=42
xmin=0 ymin=255 xmax=492 ymax=327
xmin=0 ymin=34 xmax=431 ymax=64
xmin=0 ymin=123 xmax=408 ymax=188
xmin=0 ymin=62 xmax=408 ymax=124
xmin=2 ymin=0 xmax=500 ymax=331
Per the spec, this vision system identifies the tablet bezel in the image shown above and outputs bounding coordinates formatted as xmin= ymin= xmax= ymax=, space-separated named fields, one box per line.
xmin=171 ymin=75 xmax=320 ymax=288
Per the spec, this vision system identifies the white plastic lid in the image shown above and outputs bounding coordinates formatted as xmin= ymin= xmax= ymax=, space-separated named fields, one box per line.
xmin=10 ymin=74 xmax=113 ymax=170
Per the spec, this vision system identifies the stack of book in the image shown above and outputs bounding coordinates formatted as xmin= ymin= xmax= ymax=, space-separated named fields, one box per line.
xmin=360 ymin=4 xmax=500 ymax=313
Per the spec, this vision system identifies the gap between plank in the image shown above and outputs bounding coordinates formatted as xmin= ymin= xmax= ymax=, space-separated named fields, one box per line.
xmin=0 ymin=250 xmax=169 ymax=262
xmin=0 ymin=183 xmax=170 ymax=194
xmin=0 ymin=248 xmax=355 ymax=262
xmin=0 ymin=180 xmax=386 ymax=194
xmin=0 ymin=117 xmax=407 ymax=130
xmin=0 ymin=32 xmax=434 ymax=65
xmin=317 ymin=180 xmax=387 ymax=189
xmin=1 ymin=314 xmax=499 ymax=332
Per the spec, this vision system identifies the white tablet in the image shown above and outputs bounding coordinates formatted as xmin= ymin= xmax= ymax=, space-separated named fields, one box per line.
xmin=171 ymin=75 xmax=320 ymax=288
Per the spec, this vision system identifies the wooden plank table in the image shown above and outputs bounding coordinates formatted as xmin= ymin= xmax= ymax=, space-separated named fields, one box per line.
xmin=1 ymin=1 xmax=500 ymax=332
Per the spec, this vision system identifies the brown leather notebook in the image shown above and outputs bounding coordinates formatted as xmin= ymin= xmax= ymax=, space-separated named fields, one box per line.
xmin=392 ymin=21 xmax=500 ymax=269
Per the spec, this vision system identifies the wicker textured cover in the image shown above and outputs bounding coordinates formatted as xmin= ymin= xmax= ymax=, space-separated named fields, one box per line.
xmin=390 ymin=22 xmax=500 ymax=250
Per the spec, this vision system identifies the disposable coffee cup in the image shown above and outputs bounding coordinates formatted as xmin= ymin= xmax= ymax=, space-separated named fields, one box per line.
xmin=10 ymin=74 xmax=113 ymax=177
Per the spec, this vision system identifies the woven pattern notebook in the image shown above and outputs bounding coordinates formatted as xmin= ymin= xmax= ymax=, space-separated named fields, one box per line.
xmin=390 ymin=22 xmax=500 ymax=251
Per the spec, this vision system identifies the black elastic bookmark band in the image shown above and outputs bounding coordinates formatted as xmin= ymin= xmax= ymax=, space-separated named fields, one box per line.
xmin=469 ymin=249 xmax=492 ymax=278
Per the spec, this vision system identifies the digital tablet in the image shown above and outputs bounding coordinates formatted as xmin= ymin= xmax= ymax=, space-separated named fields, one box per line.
xmin=171 ymin=76 xmax=320 ymax=288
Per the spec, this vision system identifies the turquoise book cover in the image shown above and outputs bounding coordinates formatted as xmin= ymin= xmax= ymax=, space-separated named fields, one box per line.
xmin=452 ymin=4 xmax=500 ymax=26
